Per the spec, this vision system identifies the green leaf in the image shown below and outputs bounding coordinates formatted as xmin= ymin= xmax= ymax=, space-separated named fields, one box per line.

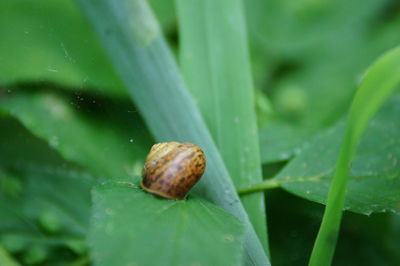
xmin=0 ymin=117 xmax=77 ymax=169
xmin=0 ymin=0 xmax=125 ymax=97
xmin=176 ymin=0 xmax=269 ymax=251
xmin=0 ymin=165 xmax=91 ymax=253
xmin=0 ymin=118 xmax=92 ymax=259
xmin=309 ymin=45 xmax=400 ymax=265
xmin=259 ymin=122 xmax=313 ymax=163
xmin=0 ymin=88 xmax=153 ymax=178
xmin=276 ymin=96 xmax=400 ymax=215
xmin=76 ymin=0 xmax=269 ymax=264
xmin=90 ymin=178 xmax=245 ymax=266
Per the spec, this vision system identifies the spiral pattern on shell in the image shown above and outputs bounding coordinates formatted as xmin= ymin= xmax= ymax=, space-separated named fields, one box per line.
xmin=141 ymin=142 xmax=206 ymax=200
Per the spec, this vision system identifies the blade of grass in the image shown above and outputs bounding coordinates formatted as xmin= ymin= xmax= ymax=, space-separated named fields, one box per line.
xmin=309 ymin=45 xmax=400 ymax=266
xmin=75 ymin=0 xmax=269 ymax=265
xmin=176 ymin=0 xmax=269 ymax=252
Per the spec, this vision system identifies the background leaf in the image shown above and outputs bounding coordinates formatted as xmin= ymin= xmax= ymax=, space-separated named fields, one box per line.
xmin=0 ymin=118 xmax=93 ymax=264
xmin=0 ymin=86 xmax=153 ymax=178
xmin=0 ymin=0 xmax=126 ymax=98
xmin=276 ymin=95 xmax=400 ymax=215
xmin=258 ymin=123 xmax=313 ymax=163
xmin=90 ymin=178 xmax=245 ymax=266
xmin=251 ymin=0 xmax=400 ymax=164
xmin=176 ymin=0 xmax=268 ymax=251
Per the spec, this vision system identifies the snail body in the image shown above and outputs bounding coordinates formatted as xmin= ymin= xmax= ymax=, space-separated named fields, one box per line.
xmin=141 ymin=142 xmax=206 ymax=200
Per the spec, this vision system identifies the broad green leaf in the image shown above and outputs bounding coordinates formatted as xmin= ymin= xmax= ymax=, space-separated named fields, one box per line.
xmin=308 ymin=46 xmax=400 ymax=265
xmin=258 ymin=122 xmax=313 ymax=163
xmin=0 ymin=118 xmax=92 ymax=257
xmin=0 ymin=164 xmax=93 ymax=237
xmin=176 ymin=0 xmax=268 ymax=251
xmin=0 ymin=0 xmax=125 ymax=97
xmin=276 ymin=96 xmax=400 ymax=214
xmin=76 ymin=0 xmax=269 ymax=264
xmin=0 ymin=88 xmax=153 ymax=178
xmin=90 ymin=178 xmax=245 ymax=266
xmin=0 ymin=117 xmax=77 ymax=169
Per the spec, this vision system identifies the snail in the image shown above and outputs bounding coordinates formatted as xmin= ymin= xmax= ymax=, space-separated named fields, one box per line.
xmin=141 ymin=142 xmax=206 ymax=200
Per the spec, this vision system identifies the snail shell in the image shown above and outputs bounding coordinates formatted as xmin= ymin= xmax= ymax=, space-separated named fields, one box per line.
xmin=141 ymin=142 xmax=206 ymax=200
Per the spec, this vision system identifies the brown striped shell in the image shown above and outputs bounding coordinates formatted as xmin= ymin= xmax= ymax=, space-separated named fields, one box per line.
xmin=141 ymin=142 xmax=206 ymax=200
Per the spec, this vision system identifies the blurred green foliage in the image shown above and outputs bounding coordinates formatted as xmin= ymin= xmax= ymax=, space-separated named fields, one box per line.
xmin=0 ymin=0 xmax=399 ymax=265
xmin=250 ymin=0 xmax=400 ymax=163
xmin=267 ymin=189 xmax=400 ymax=266
xmin=0 ymin=0 xmax=126 ymax=97
xmin=277 ymin=96 xmax=400 ymax=215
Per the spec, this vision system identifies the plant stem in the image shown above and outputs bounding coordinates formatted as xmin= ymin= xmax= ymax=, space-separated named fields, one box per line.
xmin=237 ymin=178 xmax=280 ymax=195
xmin=308 ymin=140 xmax=351 ymax=266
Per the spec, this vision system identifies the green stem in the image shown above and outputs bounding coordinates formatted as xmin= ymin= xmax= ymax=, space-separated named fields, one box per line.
xmin=308 ymin=139 xmax=351 ymax=266
xmin=237 ymin=178 xmax=280 ymax=195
